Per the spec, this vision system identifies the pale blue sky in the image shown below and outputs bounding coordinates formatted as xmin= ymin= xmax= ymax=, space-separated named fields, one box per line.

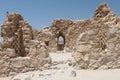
xmin=0 ymin=0 xmax=119 ymax=29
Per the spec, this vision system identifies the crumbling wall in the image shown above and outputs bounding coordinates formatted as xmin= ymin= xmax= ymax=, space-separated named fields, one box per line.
xmin=34 ymin=3 xmax=120 ymax=70
xmin=47 ymin=18 xmax=92 ymax=52
xmin=34 ymin=19 xmax=92 ymax=52
xmin=50 ymin=19 xmax=75 ymax=51
xmin=73 ymin=3 xmax=120 ymax=69
xmin=0 ymin=13 xmax=51 ymax=77
xmin=1 ymin=13 xmax=33 ymax=56
xmin=33 ymin=3 xmax=120 ymax=70
xmin=0 ymin=46 xmax=50 ymax=77
xmin=33 ymin=27 xmax=56 ymax=52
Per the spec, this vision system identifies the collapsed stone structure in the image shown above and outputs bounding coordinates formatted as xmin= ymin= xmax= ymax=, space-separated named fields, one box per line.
xmin=34 ymin=3 xmax=120 ymax=69
xmin=1 ymin=13 xmax=33 ymax=56
xmin=73 ymin=3 xmax=120 ymax=69
xmin=0 ymin=13 xmax=50 ymax=77
xmin=0 ymin=3 xmax=120 ymax=76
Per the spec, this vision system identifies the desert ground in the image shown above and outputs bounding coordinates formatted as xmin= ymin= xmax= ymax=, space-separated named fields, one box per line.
xmin=0 ymin=51 xmax=120 ymax=80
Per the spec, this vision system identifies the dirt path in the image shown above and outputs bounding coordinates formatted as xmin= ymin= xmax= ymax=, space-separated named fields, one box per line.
xmin=0 ymin=51 xmax=120 ymax=80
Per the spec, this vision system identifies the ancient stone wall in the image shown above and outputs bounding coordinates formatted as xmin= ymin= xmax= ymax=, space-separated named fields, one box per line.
xmin=34 ymin=3 xmax=120 ymax=69
xmin=33 ymin=27 xmax=56 ymax=52
xmin=1 ymin=13 xmax=33 ymax=56
xmin=50 ymin=19 xmax=74 ymax=51
xmin=73 ymin=3 xmax=120 ymax=69
xmin=0 ymin=13 xmax=50 ymax=77
xmin=35 ymin=19 xmax=83 ymax=52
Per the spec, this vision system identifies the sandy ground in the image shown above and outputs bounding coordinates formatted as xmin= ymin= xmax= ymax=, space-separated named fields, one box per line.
xmin=0 ymin=51 xmax=120 ymax=80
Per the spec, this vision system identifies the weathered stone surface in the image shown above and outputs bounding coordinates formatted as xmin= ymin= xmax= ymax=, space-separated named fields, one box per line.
xmin=0 ymin=13 xmax=50 ymax=77
xmin=77 ymin=45 xmax=92 ymax=53
xmin=28 ymin=40 xmax=49 ymax=58
xmin=71 ymin=3 xmax=120 ymax=70
xmin=94 ymin=3 xmax=113 ymax=19
xmin=5 ymin=48 xmax=16 ymax=58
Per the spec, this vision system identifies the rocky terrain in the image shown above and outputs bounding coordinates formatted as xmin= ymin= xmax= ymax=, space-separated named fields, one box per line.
xmin=0 ymin=2 xmax=120 ymax=79
xmin=0 ymin=52 xmax=120 ymax=80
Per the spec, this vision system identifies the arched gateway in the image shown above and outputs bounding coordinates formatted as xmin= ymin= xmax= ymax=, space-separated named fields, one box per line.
xmin=57 ymin=32 xmax=65 ymax=50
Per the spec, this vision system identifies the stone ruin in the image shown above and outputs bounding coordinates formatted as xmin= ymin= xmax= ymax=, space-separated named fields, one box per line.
xmin=34 ymin=3 xmax=120 ymax=69
xmin=0 ymin=3 xmax=120 ymax=76
xmin=0 ymin=13 xmax=50 ymax=77
xmin=1 ymin=13 xmax=33 ymax=57
xmin=73 ymin=3 xmax=120 ymax=69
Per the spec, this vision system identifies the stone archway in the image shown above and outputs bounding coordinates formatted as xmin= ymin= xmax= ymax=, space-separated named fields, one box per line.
xmin=57 ymin=32 xmax=65 ymax=50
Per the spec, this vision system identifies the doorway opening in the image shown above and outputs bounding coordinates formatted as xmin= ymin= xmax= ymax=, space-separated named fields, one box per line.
xmin=57 ymin=32 xmax=65 ymax=50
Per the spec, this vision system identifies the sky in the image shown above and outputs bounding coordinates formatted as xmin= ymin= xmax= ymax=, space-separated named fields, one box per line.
xmin=0 ymin=0 xmax=120 ymax=29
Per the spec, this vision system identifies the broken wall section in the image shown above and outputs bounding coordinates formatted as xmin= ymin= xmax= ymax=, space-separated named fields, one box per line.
xmin=1 ymin=13 xmax=33 ymax=56
xmin=73 ymin=3 xmax=120 ymax=69
xmin=0 ymin=13 xmax=51 ymax=77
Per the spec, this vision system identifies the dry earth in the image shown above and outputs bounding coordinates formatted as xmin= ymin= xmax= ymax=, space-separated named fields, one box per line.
xmin=0 ymin=51 xmax=120 ymax=80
